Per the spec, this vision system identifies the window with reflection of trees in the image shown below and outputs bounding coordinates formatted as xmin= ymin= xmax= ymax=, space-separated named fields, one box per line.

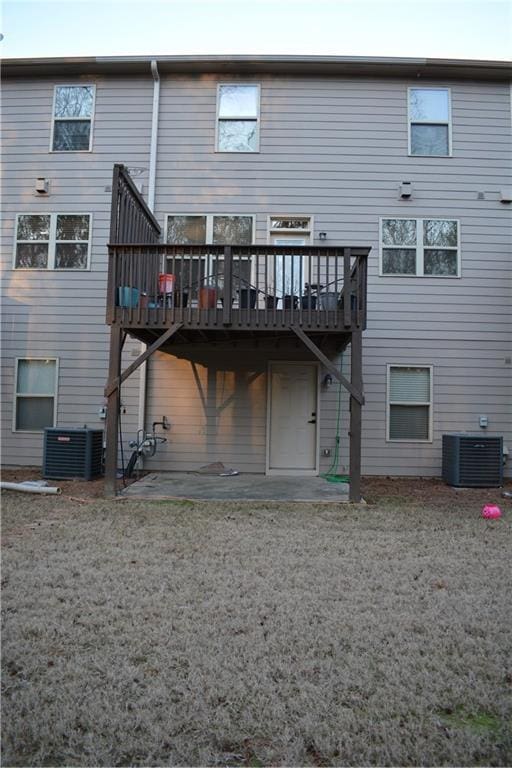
xmin=217 ymin=85 xmax=259 ymax=152
xmin=166 ymin=214 xmax=254 ymax=292
xmin=381 ymin=218 xmax=459 ymax=276
xmin=15 ymin=214 xmax=91 ymax=269
xmin=409 ymin=88 xmax=451 ymax=156
xmin=52 ymin=85 xmax=95 ymax=151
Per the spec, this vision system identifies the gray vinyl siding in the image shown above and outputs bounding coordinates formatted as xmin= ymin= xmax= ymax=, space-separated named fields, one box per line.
xmin=144 ymin=344 xmax=338 ymax=474
xmin=1 ymin=76 xmax=154 ymax=465
xmin=2 ymin=70 xmax=511 ymax=477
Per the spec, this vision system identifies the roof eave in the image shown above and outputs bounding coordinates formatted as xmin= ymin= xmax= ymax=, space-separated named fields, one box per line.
xmin=3 ymin=54 xmax=512 ymax=80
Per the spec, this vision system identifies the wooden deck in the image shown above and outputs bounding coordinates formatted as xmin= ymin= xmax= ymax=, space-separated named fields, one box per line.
xmin=104 ymin=164 xmax=369 ymax=501
xmin=107 ymin=243 xmax=369 ymax=338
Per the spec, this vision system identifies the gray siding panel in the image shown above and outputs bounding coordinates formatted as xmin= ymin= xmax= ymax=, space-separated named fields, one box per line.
xmin=1 ymin=76 xmax=154 ymax=466
xmin=2 ymin=71 xmax=511 ymax=477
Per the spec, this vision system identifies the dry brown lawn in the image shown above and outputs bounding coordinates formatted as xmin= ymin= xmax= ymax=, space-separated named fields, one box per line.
xmin=1 ymin=474 xmax=511 ymax=766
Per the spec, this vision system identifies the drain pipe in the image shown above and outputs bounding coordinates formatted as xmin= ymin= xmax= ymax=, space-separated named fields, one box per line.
xmin=148 ymin=59 xmax=160 ymax=211
xmin=137 ymin=59 xmax=161 ymax=462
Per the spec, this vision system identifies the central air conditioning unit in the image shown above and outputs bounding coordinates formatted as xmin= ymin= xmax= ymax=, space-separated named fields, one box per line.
xmin=442 ymin=434 xmax=503 ymax=487
xmin=43 ymin=427 xmax=104 ymax=480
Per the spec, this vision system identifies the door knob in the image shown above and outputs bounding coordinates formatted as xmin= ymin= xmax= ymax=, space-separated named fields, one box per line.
xmin=308 ymin=419 xmax=316 ymax=424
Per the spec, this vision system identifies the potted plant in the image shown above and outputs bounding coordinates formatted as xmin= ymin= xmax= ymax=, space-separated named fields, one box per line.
xmin=301 ymin=282 xmax=322 ymax=309
xmin=284 ymin=294 xmax=299 ymax=309
xmin=238 ymin=286 xmax=257 ymax=308
xmin=265 ymin=294 xmax=280 ymax=309
xmin=199 ymin=277 xmax=217 ymax=309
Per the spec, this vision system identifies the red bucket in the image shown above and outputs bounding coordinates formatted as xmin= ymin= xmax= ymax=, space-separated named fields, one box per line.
xmin=158 ymin=273 xmax=175 ymax=294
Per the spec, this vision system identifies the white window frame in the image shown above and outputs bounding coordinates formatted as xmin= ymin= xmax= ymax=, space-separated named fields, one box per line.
xmin=215 ymin=83 xmax=261 ymax=153
xmin=50 ymin=84 xmax=96 ymax=153
xmin=164 ymin=213 xmax=256 ymax=283
xmin=13 ymin=213 xmax=92 ymax=271
xmin=13 ymin=357 xmax=59 ymax=433
xmin=267 ymin=215 xmax=313 ymax=297
xmin=165 ymin=213 xmax=256 ymax=245
xmin=379 ymin=217 xmax=460 ymax=278
xmin=407 ymin=87 xmax=452 ymax=157
xmin=386 ymin=364 xmax=433 ymax=443
xmin=267 ymin=215 xmax=314 ymax=243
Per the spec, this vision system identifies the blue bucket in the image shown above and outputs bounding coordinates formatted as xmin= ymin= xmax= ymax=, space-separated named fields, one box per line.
xmin=118 ymin=286 xmax=139 ymax=308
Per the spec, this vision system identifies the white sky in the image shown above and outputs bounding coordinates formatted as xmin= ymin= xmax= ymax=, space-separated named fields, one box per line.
xmin=1 ymin=0 xmax=511 ymax=61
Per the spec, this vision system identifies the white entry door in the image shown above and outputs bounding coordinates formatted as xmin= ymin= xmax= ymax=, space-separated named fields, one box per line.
xmin=267 ymin=362 xmax=319 ymax=474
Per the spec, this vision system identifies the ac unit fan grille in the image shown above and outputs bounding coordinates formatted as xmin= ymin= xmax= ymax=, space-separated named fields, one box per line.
xmin=43 ymin=428 xmax=104 ymax=480
xmin=442 ymin=434 xmax=503 ymax=488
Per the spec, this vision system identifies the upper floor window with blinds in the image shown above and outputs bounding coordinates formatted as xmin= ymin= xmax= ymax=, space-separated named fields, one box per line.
xmin=216 ymin=84 xmax=260 ymax=152
xmin=51 ymin=85 xmax=95 ymax=151
xmin=408 ymin=88 xmax=451 ymax=156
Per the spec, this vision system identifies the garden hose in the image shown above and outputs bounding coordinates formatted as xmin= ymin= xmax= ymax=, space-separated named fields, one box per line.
xmin=321 ymin=354 xmax=349 ymax=484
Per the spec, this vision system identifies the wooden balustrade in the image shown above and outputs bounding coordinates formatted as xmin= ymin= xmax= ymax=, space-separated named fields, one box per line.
xmin=107 ymin=243 xmax=369 ymax=332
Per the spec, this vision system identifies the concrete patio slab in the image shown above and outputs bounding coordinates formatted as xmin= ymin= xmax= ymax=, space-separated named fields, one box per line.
xmin=121 ymin=472 xmax=350 ymax=502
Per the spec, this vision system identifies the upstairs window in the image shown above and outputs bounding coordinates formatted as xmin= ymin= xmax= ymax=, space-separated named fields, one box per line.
xmin=166 ymin=214 xmax=254 ymax=291
xmin=380 ymin=218 xmax=459 ymax=277
xmin=51 ymin=85 xmax=95 ymax=151
xmin=166 ymin=214 xmax=254 ymax=245
xmin=387 ymin=365 xmax=432 ymax=442
xmin=408 ymin=88 xmax=451 ymax=156
xmin=14 ymin=214 xmax=91 ymax=270
xmin=14 ymin=358 xmax=58 ymax=432
xmin=216 ymin=84 xmax=260 ymax=152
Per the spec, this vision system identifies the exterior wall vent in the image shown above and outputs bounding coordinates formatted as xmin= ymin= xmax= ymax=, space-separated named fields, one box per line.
xmin=43 ymin=427 xmax=104 ymax=480
xmin=442 ymin=433 xmax=503 ymax=487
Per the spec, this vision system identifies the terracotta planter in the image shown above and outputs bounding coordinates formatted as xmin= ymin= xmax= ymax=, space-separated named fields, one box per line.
xmin=199 ymin=287 xmax=217 ymax=309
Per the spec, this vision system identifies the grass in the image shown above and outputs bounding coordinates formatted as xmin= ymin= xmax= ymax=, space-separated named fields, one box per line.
xmin=1 ymin=481 xmax=512 ymax=766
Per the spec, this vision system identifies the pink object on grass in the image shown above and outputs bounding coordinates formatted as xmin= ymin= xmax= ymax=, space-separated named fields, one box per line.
xmin=481 ymin=504 xmax=502 ymax=519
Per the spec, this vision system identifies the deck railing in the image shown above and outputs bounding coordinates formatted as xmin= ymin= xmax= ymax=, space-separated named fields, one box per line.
xmin=107 ymin=243 xmax=368 ymax=331
xmin=109 ymin=164 xmax=161 ymax=245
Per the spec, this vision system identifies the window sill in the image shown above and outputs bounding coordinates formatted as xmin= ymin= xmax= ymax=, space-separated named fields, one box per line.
xmin=12 ymin=267 xmax=91 ymax=272
xmin=215 ymin=149 xmax=260 ymax=154
xmin=407 ymin=152 xmax=452 ymax=158
xmin=379 ymin=273 xmax=460 ymax=279
xmin=386 ymin=438 xmax=433 ymax=444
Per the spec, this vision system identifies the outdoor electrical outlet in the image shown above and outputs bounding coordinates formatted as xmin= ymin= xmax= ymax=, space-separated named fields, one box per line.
xmin=323 ymin=448 xmax=331 ymax=457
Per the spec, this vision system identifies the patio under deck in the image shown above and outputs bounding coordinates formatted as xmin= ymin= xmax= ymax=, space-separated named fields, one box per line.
xmin=104 ymin=165 xmax=369 ymax=502
xmin=121 ymin=472 xmax=350 ymax=502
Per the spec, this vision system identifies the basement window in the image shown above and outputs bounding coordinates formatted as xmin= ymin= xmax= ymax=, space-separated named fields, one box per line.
xmin=408 ymin=88 xmax=451 ymax=156
xmin=51 ymin=85 xmax=95 ymax=152
xmin=216 ymin=84 xmax=260 ymax=152
xmin=14 ymin=213 xmax=91 ymax=270
xmin=387 ymin=365 xmax=432 ymax=442
xmin=380 ymin=218 xmax=459 ymax=277
xmin=14 ymin=358 xmax=58 ymax=432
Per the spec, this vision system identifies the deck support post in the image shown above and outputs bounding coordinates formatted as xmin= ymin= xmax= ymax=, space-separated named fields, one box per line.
xmin=289 ymin=325 xmax=364 ymax=404
xmin=105 ymin=323 xmax=183 ymax=398
xmin=104 ymin=326 xmax=122 ymax=498
xmin=349 ymin=329 xmax=363 ymax=502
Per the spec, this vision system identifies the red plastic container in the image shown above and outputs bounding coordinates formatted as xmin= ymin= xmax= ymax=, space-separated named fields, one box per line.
xmin=158 ymin=273 xmax=175 ymax=294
